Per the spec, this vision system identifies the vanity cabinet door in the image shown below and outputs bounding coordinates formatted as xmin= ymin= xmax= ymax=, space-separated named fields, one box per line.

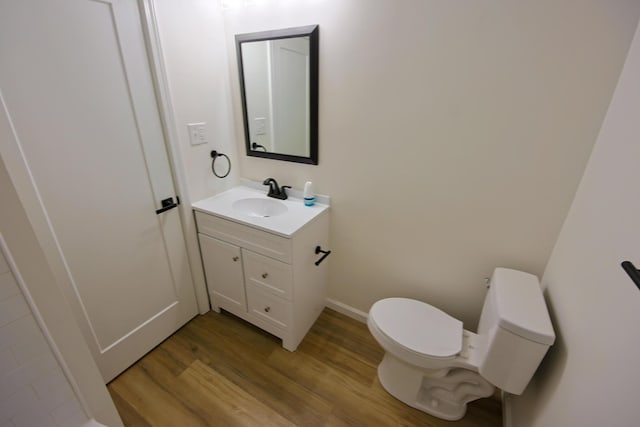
xmin=199 ymin=233 xmax=247 ymax=314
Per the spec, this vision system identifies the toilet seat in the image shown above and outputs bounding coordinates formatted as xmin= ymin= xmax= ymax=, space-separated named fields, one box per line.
xmin=369 ymin=298 xmax=463 ymax=358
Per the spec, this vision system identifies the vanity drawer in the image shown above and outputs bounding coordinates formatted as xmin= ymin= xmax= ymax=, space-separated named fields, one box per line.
xmin=243 ymin=250 xmax=293 ymax=300
xmin=195 ymin=211 xmax=292 ymax=263
xmin=246 ymin=284 xmax=291 ymax=331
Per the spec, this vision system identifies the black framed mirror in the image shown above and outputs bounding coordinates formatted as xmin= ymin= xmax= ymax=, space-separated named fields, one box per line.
xmin=236 ymin=25 xmax=319 ymax=165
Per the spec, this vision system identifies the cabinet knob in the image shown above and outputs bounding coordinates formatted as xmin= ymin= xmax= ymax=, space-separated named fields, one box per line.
xmin=264 ymin=306 xmax=271 ymax=313
xmin=232 ymin=256 xmax=239 ymax=262
xmin=261 ymin=272 xmax=268 ymax=279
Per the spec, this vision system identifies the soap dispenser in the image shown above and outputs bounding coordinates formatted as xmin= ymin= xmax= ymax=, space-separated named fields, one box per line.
xmin=303 ymin=181 xmax=315 ymax=206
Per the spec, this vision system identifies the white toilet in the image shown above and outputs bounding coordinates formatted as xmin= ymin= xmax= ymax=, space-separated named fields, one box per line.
xmin=367 ymin=268 xmax=555 ymax=421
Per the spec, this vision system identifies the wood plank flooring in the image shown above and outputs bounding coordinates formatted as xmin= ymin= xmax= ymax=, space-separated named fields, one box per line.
xmin=108 ymin=309 xmax=501 ymax=426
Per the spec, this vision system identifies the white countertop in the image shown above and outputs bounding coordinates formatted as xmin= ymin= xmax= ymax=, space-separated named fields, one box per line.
xmin=192 ymin=186 xmax=329 ymax=237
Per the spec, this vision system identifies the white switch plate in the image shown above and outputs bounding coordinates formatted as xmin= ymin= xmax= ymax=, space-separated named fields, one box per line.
xmin=254 ymin=117 xmax=266 ymax=135
xmin=187 ymin=122 xmax=207 ymax=145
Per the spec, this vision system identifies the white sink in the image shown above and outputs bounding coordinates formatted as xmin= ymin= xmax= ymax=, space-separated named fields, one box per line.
xmin=193 ymin=186 xmax=329 ymax=237
xmin=232 ymin=197 xmax=288 ymax=218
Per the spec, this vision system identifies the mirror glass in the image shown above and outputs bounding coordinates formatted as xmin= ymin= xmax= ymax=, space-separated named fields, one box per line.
xmin=236 ymin=25 xmax=318 ymax=164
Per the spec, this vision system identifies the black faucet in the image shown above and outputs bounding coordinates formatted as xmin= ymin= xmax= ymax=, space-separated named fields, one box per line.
xmin=263 ymin=178 xmax=291 ymax=200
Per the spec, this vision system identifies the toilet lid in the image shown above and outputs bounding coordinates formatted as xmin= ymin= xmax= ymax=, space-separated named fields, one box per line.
xmin=370 ymin=298 xmax=463 ymax=358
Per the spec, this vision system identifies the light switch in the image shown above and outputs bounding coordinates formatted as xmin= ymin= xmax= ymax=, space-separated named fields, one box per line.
xmin=254 ymin=117 xmax=266 ymax=135
xmin=187 ymin=122 xmax=207 ymax=145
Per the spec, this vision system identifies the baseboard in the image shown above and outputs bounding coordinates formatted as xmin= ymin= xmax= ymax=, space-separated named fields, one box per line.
xmin=325 ymin=298 xmax=368 ymax=323
xmin=502 ymin=391 xmax=513 ymax=427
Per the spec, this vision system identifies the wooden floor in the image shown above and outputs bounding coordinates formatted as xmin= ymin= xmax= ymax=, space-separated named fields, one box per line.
xmin=108 ymin=308 xmax=501 ymax=426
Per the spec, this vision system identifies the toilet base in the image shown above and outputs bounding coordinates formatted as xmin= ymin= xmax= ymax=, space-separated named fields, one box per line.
xmin=377 ymin=352 xmax=494 ymax=421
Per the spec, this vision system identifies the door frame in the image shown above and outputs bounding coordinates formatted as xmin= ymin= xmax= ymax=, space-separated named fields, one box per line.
xmin=139 ymin=0 xmax=209 ymax=315
xmin=0 ymin=0 xmax=208 ymax=422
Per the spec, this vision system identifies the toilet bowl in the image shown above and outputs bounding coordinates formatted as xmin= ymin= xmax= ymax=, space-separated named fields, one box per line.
xmin=367 ymin=268 xmax=555 ymax=421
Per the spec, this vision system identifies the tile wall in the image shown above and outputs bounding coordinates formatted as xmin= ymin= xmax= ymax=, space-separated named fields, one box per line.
xmin=0 ymin=246 xmax=88 ymax=427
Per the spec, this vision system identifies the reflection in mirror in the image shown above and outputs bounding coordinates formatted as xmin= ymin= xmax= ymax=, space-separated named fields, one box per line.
xmin=236 ymin=25 xmax=318 ymax=164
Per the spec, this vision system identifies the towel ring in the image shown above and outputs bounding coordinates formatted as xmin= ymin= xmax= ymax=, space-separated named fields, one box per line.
xmin=211 ymin=150 xmax=231 ymax=179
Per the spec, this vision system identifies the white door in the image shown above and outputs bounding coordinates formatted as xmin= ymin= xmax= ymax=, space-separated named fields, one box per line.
xmin=0 ymin=0 xmax=197 ymax=382
xmin=270 ymin=38 xmax=310 ymax=157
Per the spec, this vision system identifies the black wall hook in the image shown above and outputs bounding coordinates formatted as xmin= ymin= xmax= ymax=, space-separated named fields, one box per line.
xmin=621 ymin=261 xmax=640 ymax=290
xmin=315 ymin=246 xmax=331 ymax=266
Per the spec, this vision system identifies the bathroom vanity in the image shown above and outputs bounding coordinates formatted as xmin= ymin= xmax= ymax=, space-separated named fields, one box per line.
xmin=193 ymin=185 xmax=329 ymax=351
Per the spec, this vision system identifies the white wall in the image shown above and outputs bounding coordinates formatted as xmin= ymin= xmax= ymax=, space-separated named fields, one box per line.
xmin=153 ymin=0 xmax=240 ymax=203
xmin=509 ymin=19 xmax=640 ymax=427
xmin=221 ymin=0 xmax=640 ymax=327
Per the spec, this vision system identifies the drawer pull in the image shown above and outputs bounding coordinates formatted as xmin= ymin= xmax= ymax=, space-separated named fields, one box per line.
xmin=232 ymin=256 xmax=239 ymax=262
xmin=314 ymin=246 xmax=332 ymax=266
xmin=264 ymin=306 xmax=271 ymax=313
xmin=262 ymin=273 xmax=269 ymax=279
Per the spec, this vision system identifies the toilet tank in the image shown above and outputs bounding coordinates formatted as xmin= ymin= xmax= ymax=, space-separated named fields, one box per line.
xmin=477 ymin=268 xmax=555 ymax=394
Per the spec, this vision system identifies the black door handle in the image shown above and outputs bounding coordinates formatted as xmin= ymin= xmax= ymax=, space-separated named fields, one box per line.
xmin=155 ymin=197 xmax=179 ymax=215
